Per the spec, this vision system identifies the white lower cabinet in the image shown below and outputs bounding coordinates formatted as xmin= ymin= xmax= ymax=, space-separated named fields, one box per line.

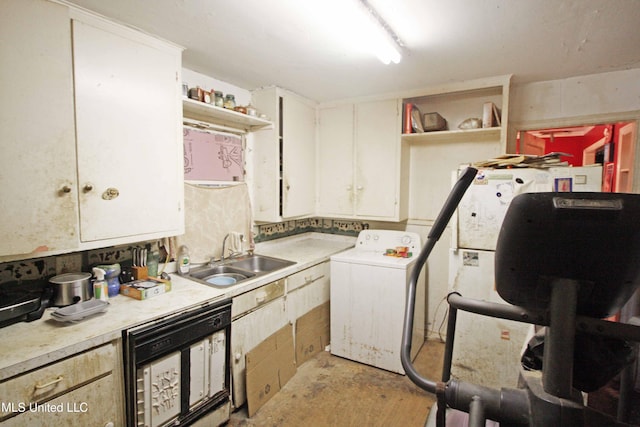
xmin=230 ymin=261 xmax=331 ymax=410
xmin=0 ymin=342 xmax=123 ymax=427
xmin=286 ymin=262 xmax=330 ymax=322
xmin=230 ymin=280 xmax=287 ymax=408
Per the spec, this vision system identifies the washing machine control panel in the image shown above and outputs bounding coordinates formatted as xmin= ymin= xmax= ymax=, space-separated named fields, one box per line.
xmin=356 ymin=230 xmax=421 ymax=252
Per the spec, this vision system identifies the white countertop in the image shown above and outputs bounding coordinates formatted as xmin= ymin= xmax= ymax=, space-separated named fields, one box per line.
xmin=0 ymin=233 xmax=354 ymax=380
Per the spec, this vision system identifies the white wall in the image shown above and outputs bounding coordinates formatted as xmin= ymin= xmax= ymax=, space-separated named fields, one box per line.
xmin=510 ymin=68 xmax=640 ymax=124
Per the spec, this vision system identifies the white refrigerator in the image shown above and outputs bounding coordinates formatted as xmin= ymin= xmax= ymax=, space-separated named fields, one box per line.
xmin=448 ymin=165 xmax=603 ymax=389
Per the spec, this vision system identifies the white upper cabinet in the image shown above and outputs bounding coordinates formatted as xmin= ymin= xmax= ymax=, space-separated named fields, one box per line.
xmin=317 ymin=104 xmax=354 ymax=217
xmin=251 ymin=87 xmax=316 ymax=222
xmin=72 ymin=12 xmax=183 ymax=242
xmin=0 ymin=0 xmax=78 ymax=258
xmin=0 ymin=0 xmax=184 ymax=261
xmin=318 ymin=98 xmax=409 ymax=221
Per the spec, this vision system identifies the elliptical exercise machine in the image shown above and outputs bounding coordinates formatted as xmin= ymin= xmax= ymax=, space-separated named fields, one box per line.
xmin=401 ymin=167 xmax=640 ymax=426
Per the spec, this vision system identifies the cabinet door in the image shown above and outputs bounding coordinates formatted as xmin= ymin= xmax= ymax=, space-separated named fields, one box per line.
xmin=2 ymin=375 xmax=120 ymax=427
xmin=317 ymin=104 xmax=355 ymax=217
xmin=72 ymin=15 xmax=182 ymax=242
xmin=355 ymin=99 xmax=402 ymax=218
xmin=0 ymin=0 xmax=78 ymax=257
xmin=282 ymin=95 xmax=316 ymax=218
xmin=230 ymin=298 xmax=287 ymax=409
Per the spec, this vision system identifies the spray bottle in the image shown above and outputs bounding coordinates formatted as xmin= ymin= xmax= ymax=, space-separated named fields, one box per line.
xmin=92 ymin=267 xmax=108 ymax=301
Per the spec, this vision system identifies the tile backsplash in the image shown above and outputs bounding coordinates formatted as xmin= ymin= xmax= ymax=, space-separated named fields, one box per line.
xmin=254 ymin=217 xmax=405 ymax=242
xmin=0 ymin=242 xmax=156 ymax=285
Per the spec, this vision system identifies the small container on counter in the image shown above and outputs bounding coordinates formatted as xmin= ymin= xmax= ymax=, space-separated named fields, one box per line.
xmin=92 ymin=268 xmax=108 ymax=302
xmin=95 ymin=263 xmax=121 ymax=297
xmin=177 ymin=245 xmax=190 ymax=275
xmin=223 ymin=94 xmax=236 ymax=109
xmin=146 ymin=243 xmax=160 ymax=278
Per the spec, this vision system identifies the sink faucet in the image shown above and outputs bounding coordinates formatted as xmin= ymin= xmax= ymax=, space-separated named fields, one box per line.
xmin=221 ymin=232 xmax=244 ymax=261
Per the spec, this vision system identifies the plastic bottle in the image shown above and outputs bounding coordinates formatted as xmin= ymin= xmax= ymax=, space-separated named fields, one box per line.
xmin=92 ymin=267 xmax=108 ymax=301
xmin=96 ymin=263 xmax=121 ymax=297
xmin=177 ymin=245 xmax=190 ymax=275
xmin=147 ymin=243 xmax=160 ymax=278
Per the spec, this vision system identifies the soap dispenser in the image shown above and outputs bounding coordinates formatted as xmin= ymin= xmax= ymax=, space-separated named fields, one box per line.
xmin=92 ymin=267 xmax=108 ymax=301
xmin=177 ymin=245 xmax=190 ymax=275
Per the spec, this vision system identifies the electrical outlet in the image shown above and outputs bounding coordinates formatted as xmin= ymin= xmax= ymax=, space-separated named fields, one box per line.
xmin=55 ymin=254 xmax=83 ymax=274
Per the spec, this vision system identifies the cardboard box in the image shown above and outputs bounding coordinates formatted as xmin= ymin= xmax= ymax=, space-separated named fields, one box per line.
xmin=245 ymin=324 xmax=296 ymax=417
xmin=120 ymin=277 xmax=171 ymax=300
xmin=295 ymin=302 xmax=330 ymax=366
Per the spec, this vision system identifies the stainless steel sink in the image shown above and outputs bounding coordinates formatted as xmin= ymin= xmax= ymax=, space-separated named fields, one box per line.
xmin=186 ymin=254 xmax=295 ymax=288
xmin=225 ymin=254 xmax=296 ymax=273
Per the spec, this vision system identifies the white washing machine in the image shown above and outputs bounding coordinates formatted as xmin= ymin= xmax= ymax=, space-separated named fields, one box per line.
xmin=330 ymin=229 xmax=425 ymax=374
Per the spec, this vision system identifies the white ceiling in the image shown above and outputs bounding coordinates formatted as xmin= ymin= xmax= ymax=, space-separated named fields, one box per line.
xmin=65 ymin=0 xmax=640 ymax=103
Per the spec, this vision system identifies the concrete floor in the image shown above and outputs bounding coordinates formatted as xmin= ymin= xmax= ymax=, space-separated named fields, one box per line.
xmin=227 ymin=340 xmax=445 ymax=427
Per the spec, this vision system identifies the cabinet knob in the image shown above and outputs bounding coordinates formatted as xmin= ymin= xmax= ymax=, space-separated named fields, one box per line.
xmin=83 ymin=183 xmax=94 ymax=193
xmin=60 ymin=185 xmax=72 ymax=194
xmin=357 ymin=186 xmax=364 ymax=191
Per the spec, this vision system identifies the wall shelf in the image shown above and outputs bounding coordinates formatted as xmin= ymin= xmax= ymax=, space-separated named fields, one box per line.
xmin=182 ymin=98 xmax=272 ymax=132
xmin=400 ymin=75 xmax=511 ymax=152
xmin=402 ymin=127 xmax=501 ymax=144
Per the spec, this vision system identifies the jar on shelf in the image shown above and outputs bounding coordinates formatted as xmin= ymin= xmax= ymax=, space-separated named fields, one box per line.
xmin=224 ymin=94 xmax=236 ymax=109
xmin=188 ymin=86 xmax=203 ymax=101
xmin=203 ymin=90 xmax=212 ymax=104
xmin=214 ymin=91 xmax=224 ymax=107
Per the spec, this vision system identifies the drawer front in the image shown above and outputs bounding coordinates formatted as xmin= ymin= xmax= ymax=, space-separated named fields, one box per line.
xmin=0 ymin=343 xmax=116 ymax=419
xmin=286 ymin=262 xmax=328 ymax=293
xmin=287 ymin=276 xmax=330 ymax=323
xmin=1 ymin=374 xmax=119 ymax=427
xmin=232 ymin=279 xmax=285 ymax=319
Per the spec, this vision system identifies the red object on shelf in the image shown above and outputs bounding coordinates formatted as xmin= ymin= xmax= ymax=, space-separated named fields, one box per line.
xmin=403 ymin=103 xmax=413 ymax=134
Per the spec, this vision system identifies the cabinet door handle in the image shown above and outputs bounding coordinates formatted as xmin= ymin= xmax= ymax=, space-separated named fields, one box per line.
xmin=102 ymin=187 xmax=120 ymax=200
xmin=59 ymin=185 xmax=72 ymax=195
xmin=34 ymin=375 xmax=64 ymax=390
xmin=83 ymin=183 xmax=94 ymax=193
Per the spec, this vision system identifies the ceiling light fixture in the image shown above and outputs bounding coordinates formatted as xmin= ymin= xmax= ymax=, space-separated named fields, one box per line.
xmin=357 ymin=0 xmax=404 ymax=64
xmin=311 ymin=0 xmax=404 ymax=65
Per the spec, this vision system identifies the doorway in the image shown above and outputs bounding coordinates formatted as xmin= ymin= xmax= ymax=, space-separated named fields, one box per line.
xmin=516 ymin=122 xmax=637 ymax=192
